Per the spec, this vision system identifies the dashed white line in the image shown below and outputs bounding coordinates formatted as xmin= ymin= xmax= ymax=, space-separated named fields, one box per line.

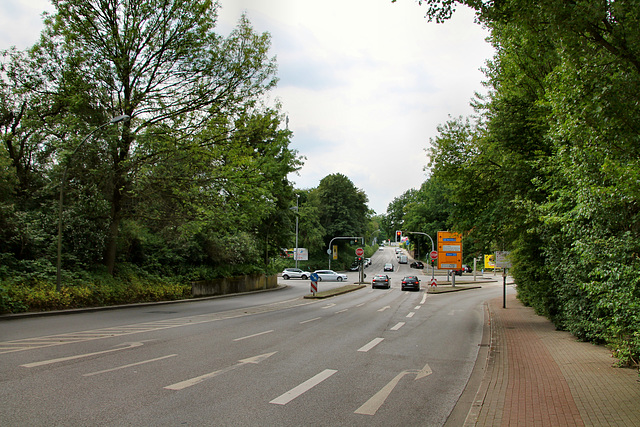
xmin=358 ymin=338 xmax=384 ymax=352
xmin=233 ymin=330 xmax=274 ymax=342
xmin=390 ymin=322 xmax=405 ymax=331
xmin=300 ymin=317 xmax=322 ymax=324
xmin=335 ymin=309 xmax=348 ymax=314
xmin=406 ymin=312 xmax=415 ymax=318
xmin=83 ymin=354 xmax=177 ymax=376
xmin=270 ymin=369 xmax=337 ymax=405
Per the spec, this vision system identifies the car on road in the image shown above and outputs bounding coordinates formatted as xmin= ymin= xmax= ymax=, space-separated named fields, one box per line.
xmin=372 ymin=274 xmax=391 ymax=289
xmin=281 ymin=268 xmax=311 ymax=280
xmin=384 ymin=263 xmax=394 ymax=272
xmin=313 ymin=270 xmax=348 ymax=282
xmin=401 ymin=275 xmax=421 ymax=291
xmin=398 ymin=255 xmax=408 ymax=264
xmin=365 ymin=258 xmax=372 ymax=266
xmin=410 ymin=261 xmax=424 ymax=269
xmin=395 ymin=248 xmax=402 ymax=254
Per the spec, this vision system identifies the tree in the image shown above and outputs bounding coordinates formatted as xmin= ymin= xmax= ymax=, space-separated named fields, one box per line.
xmin=311 ymin=173 xmax=369 ymax=245
xmin=37 ymin=0 xmax=280 ymax=274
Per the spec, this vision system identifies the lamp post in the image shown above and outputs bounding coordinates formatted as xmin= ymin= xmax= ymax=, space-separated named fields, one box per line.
xmin=56 ymin=114 xmax=130 ymax=292
xmin=294 ymin=194 xmax=299 ymax=268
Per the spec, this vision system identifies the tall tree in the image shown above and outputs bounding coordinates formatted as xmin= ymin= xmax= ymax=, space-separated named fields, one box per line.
xmin=39 ymin=0 xmax=279 ymax=274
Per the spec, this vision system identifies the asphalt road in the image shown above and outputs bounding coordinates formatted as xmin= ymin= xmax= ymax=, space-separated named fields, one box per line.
xmin=0 ymin=246 xmax=501 ymax=426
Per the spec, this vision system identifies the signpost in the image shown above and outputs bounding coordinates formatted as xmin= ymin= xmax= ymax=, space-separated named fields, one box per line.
xmin=495 ymin=251 xmax=512 ymax=308
xmin=355 ymin=247 xmax=364 ymax=257
xmin=437 ymin=231 xmax=462 ymax=287
xmin=310 ymin=272 xmax=319 ymax=296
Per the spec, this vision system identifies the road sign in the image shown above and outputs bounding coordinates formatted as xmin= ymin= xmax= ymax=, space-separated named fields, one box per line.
xmin=430 ymin=250 xmax=438 ymax=260
xmin=310 ymin=272 xmax=319 ymax=282
xmin=355 ymin=247 xmax=364 ymax=256
xmin=310 ymin=281 xmax=317 ymax=294
xmin=430 ymin=278 xmax=437 ymax=287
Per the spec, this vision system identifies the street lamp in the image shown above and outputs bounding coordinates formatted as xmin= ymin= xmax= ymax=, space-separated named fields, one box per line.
xmin=56 ymin=114 xmax=130 ymax=292
xmin=290 ymin=194 xmax=300 ymax=268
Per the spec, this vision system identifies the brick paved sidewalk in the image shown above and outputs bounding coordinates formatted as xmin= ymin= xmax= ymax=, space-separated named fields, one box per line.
xmin=469 ymin=293 xmax=640 ymax=426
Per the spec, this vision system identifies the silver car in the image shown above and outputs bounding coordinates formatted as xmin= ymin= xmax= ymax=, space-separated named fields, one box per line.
xmin=313 ymin=270 xmax=348 ymax=282
xmin=281 ymin=268 xmax=311 ymax=280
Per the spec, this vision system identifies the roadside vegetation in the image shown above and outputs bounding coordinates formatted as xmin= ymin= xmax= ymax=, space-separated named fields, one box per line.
xmin=389 ymin=0 xmax=640 ymax=368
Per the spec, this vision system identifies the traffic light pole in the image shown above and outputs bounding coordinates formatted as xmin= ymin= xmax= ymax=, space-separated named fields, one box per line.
xmin=327 ymin=236 xmax=363 ymax=270
xmin=405 ymin=232 xmax=435 ymax=280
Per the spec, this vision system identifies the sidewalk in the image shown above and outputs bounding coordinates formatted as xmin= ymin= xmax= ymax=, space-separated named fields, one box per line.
xmin=467 ymin=293 xmax=640 ymax=426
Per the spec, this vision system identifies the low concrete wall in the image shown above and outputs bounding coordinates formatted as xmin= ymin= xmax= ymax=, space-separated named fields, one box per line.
xmin=191 ymin=274 xmax=278 ymax=297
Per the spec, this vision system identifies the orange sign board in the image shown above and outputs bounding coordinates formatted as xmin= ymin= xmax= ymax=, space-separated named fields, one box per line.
xmin=437 ymin=231 xmax=462 ymax=269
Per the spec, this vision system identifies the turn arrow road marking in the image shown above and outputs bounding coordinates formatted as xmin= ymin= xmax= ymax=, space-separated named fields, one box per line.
xmin=355 ymin=362 xmax=433 ymax=415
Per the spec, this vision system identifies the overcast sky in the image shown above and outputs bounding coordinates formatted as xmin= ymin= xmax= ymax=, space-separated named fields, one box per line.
xmin=1 ymin=0 xmax=494 ymax=215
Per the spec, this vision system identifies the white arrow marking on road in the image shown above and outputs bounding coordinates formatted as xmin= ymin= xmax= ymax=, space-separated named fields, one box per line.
xmin=378 ymin=306 xmax=391 ymax=312
xmin=164 ymin=352 xmax=277 ymax=391
xmin=270 ymin=369 xmax=337 ymax=405
xmin=355 ymin=362 xmax=432 ymax=415
xmin=21 ymin=342 xmax=144 ymax=368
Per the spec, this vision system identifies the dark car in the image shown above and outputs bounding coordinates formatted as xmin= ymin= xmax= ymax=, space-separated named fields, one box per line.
xmin=410 ymin=261 xmax=424 ymax=269
xmin=401 ymin=275 xmax=420 ymax=291
xmin=384 ymin=263 xmax=394 ymax=272
xmin=372 ymin=274 xmax=391 ymax=289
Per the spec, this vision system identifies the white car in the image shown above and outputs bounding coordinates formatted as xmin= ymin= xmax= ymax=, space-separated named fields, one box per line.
xmin=281 ymin=268 xmax=311 ymax=280
xmin=313 ymin=270 xmax=348 ymax=282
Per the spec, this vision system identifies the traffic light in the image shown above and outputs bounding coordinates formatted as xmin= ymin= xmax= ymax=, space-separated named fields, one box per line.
xmin=396 ymin=230 xmax=402 ymax=242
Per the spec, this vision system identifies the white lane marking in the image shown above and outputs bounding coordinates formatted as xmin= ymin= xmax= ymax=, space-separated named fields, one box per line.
xmin=406 ymin=312 xmax=415 ymax=318
xmin=355 ymin=362 xmax=432 ymax=415
xmin=322 ymin=303 xmax=336 ymax=309
xmin=335 ymin=309 xmax=348 ymax=314
xmin=300 ymin=317 xmax=322 ymax=324
xmin=390 ymin=322 xmax=405 ymax=331
xmin=414 ymin=306 xmax=421 ymax=310
xmin=358 ymin=338 xmax=384 ymax=352
xmin=164 ymin=352 xmax=277 ymax=391
xmin=270 ymin=369 xmax=337 ymax=405
xmin=356 ymin=302 xmax=366 ymax=307
xmin=21 ymin=342 xmax=144 ymax=368
xmin=233 ymin=330 xmax=274 ymax=342
xmin=378 ymin=306 xmax=391 ymax=312
xmin=420 ymin=293 xmax=427 ymax=304
xmin=83 ymin=354 xmax=177 ymax=377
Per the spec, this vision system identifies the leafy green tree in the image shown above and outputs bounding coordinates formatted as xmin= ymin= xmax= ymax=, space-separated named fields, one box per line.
xmin=35 ymin=0 xmax=280 ymax=274
xmin=311 ymin=173 xmax=369 ymax=245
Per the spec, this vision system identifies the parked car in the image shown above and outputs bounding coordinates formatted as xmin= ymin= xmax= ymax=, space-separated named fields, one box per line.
xmin=313 ymin=270 xmax=348 ymax=282
xmin=372 ymin=274 xmax=391 ymax=289
xmin=384 ymin=263 xmax=394 ymax=272
xmin=281 ymin=268 xmax=311 ymax=280
xmin=401 ymin=275 xmax=421 ymax=291
xmin=410 ymin=261 xmax=424 ymax=269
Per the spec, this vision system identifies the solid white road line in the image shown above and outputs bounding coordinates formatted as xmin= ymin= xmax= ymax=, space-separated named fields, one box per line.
xmin=358 ymin=338 xmax=384 ymax=352
xmin=390 ymin=322 xmax=405 ymax=331
xmin=269 ymin=369 xmax=337 ymax=405
xmin=83 ymin=354 xmax=177 ymax=376
xmin=378 ymin=305 xmax=391 ymax=312
xmin=21 ymin=342 xmax=144 ymax=368
xmin=233 ymin=330 xmax=274 ymax=341
xmin=420 ymin=293 xmax=427 ymax=304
